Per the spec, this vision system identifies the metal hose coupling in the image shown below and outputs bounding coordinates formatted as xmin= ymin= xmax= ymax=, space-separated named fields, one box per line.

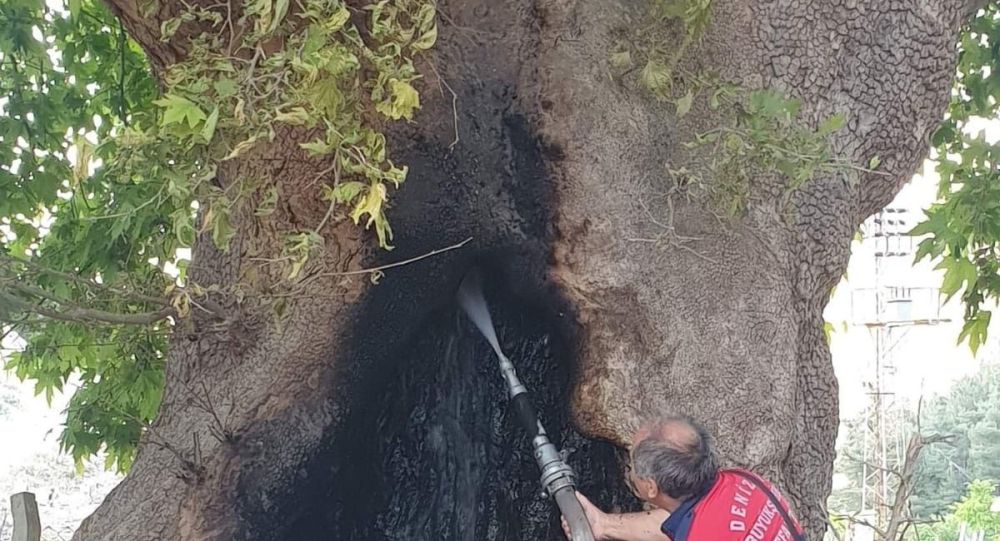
xmin=532 ymin=434 xmax=595 ymax=541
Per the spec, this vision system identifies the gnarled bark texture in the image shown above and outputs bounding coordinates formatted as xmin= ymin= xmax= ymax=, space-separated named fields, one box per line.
xmin=74 ymin=0 xmax=974 ymax=540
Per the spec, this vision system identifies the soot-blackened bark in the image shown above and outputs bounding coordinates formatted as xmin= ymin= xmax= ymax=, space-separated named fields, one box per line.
xmin=75 ymin=0 xmax=974 ymax=539
xmin=277 ymin=282 xmax=637 ymax=541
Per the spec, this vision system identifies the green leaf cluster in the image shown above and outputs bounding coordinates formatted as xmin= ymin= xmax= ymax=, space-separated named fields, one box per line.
xmin=612 ymin=0 xmax=712 ymax=100
xmin=0 ymin=0 xmax=172 ymax=472
xmin=913 ymin=4 xmax=1000 ymax=352
xmin=646 ymin=0 xmax=711 ymax=83
xmin=149 ymin=0 xmax=435 ymax=253
xmin=0 ymin=0 xmax=436 ymax=472
xmin=652 ymin=0 xmax=711 ymax=43
xmin=681 ymin=84 xmax=847 ymax=216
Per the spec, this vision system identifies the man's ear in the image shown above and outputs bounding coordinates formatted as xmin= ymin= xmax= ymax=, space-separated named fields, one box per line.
xmin=639 ymin=477 xmax=659 ymax=501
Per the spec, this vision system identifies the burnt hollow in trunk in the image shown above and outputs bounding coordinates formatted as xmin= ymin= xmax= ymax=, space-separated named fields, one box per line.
xmin=230 ymin=78 xmax=639 ymax=540
xmin=277 ymin=276 xmax=638 ymax=540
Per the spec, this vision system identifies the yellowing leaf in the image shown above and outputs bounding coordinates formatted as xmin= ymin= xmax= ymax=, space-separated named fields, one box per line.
xmin=411 ymin=25 xmax=438 ymax=50
xmin=255 ymin=186 xmax=279 ymax=216
xmin=376 ymin=80 xmax=421 ymax=120
xmin=823 ymin=321 xmax=834 ymax=344
xmin=383 ymin=163 xmax=407 ymax=186
xmin=72 ymin=137 xmax=93 ymax=186
xmin=288 ymin=258 xmax=307 ymax=280
xmin=269 ymin=0 xmax=288 ymax=33
xmin=675 ymin=90 xmax=694 ymax=118
xmin=326 ymin=6 xmax=350 ymax=31
xmin=640 ymin=59 xmax=670 ymax=95
xmin=283 ymin=231 xmax=323 ymax=280
xmin=415 ymin=2 xmax=436 ymax=30
xmin=351 ymin=183 xmax=386 ymax=227
xmin=200 ymin=205 xmax=215 ymax=234
xmin=171 ymin=291 xmax=191 ymax=318
xmin=274 ymin=107 xmax=314 ymax=126
xmin=325 ymin=181 xmax=365 ymax=204
xmin=223 ymin=135 xmax=261 ymax=160
xmin=234 ymin=98 xmax=247 ymax=125
xmin=160 ymin=17 xmax=182 ymax=41
xmin=610 ymin=50 xmax=632 ymax=70
xmin=300 ymin=138 xmax=333 ymax=156
xmin=349 ymin=183 xmax=394 ymax=248
xmin=365 ymin=130 xmax=386 ymax=162
xmin=249 ymin=0 xmax=273 ymax=33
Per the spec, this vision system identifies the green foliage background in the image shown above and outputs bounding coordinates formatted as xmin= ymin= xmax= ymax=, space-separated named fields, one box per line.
xmin=829 ymin=363 xmax=1000 ymax=520
xmin=923 ymin=481 xmax=1000 ymax=541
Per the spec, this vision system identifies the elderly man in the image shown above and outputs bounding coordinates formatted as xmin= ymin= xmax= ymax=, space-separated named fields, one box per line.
xmin=563 ymin=416 xmax=805 ymax=541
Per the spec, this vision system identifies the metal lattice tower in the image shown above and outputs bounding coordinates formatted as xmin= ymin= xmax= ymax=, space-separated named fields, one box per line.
xmin=852 ymin=207 xmax=948 ymax=532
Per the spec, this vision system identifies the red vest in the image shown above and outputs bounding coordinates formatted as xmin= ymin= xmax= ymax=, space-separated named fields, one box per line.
xmin=660 ymin=469 xmax=804 ymax=541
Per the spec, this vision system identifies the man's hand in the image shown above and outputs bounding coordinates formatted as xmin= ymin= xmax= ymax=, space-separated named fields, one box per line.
xmin=561 ymin=494 xmax=670 ymax=541
xmin=561 ymin=492 xmax=607 ymax=540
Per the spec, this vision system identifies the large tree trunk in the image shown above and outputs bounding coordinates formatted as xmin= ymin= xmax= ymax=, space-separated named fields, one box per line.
xmin=74 ymin=0 xmax=976 ymax=539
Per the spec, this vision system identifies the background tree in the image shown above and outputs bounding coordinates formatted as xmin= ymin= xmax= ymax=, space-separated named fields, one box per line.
xmin=923 ymin=481 xmax=1000 ymax=541
xmin=0 ymin=0 xmax=991 ymax=539
xmin=912 ymin=364 xmax=1000 ymax=517
xmin=830 ymin=363 xmax=1000 ymax=523
xmin=829 ymin=403 xmax=952 ymax=540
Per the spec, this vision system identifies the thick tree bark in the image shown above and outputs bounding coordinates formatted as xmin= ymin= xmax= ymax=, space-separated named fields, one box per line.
xmin=74 ymin=0 xmax=972 ymax=540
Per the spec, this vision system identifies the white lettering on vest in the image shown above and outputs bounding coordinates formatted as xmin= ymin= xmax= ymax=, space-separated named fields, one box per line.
xmin=729 ymin=476 xmax=757 ymax=532
xmin=744 ymin=501 xmax=778 ymax=541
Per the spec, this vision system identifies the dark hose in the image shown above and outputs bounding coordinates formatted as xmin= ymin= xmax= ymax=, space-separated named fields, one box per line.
xmin=553 ymin=487 xmax=596 ymax=541
xmin=510 ymin=393 xmax=540 ymax=437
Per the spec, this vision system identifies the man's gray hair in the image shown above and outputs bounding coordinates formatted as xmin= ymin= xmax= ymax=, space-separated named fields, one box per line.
xmin=632 ymin=415 xmax=719 ymax=500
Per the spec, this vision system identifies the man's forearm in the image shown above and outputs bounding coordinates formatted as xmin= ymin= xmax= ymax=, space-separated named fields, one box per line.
xmin=601 ymin=509 xmax=670 ymax=541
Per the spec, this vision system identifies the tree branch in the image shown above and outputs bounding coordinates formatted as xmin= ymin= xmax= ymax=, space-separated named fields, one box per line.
xmin=0 ymin=292 xmax=175 ymax=326
xmin=299 ymin=236 xmax=473 ymax=286
xmin=0 ymin=253 xmax=171 ymax=308
xmin=834 ymin=513 xmax=886 ymax=539
xmin=882 ymin=430 xmax=955 ymax=541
